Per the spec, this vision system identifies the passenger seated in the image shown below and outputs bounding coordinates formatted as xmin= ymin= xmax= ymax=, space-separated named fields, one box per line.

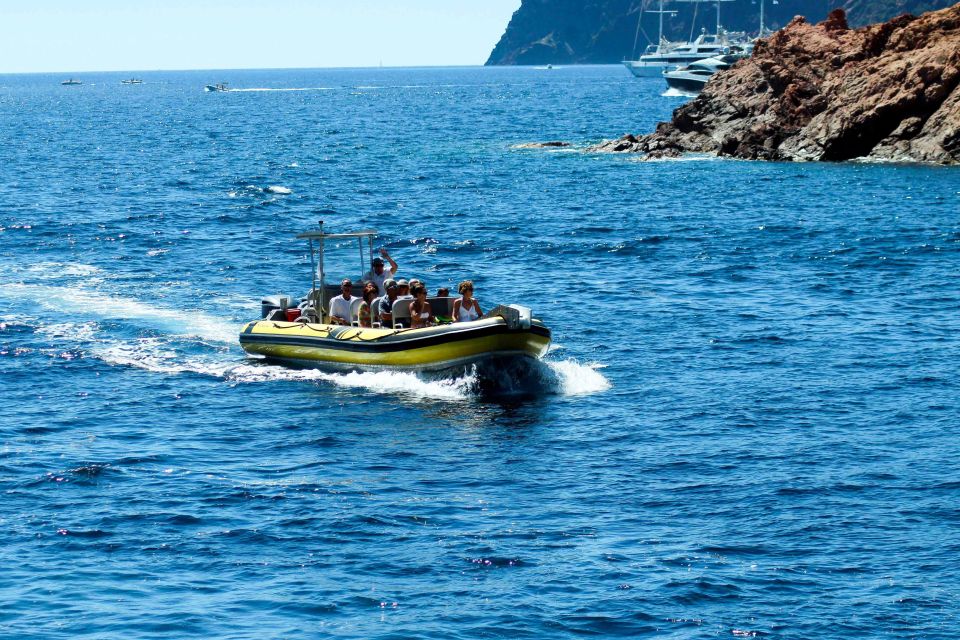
xmin=432 ymin=287 xmax=454 ymax=323
xmin=409 ymin=283 xmax=435 ymax=329
xmin=452 ymin=280 xmax=482 ymax=322
xmin=328 ymin=279 xmax=355 ymax=325
xmin=357 ymin=283 xmax=379 ymax=328
xmin=395 ymin=279 xmax=412 ymax=301
xmin=376 ymin=279 xmax=399 ymax=326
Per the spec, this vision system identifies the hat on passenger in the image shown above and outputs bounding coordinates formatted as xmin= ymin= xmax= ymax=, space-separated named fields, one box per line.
xmin=372 ymin=257 xmax=384 ymax=267
xmin=396 ymin=279 xmax=409 ymax=287
xmin=384 ymin=279 xmax=398 ymax=289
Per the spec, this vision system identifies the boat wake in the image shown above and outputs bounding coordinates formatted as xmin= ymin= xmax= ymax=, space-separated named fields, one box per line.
xmin=94 ymin=339 xmax=608 ymax=401
xmin=662 ymin=87 xmax=698 ymax=98
xmin=1 ymin=276 xmax=610 ymax=402
xmin=226 ymin=87 xmax=336 ymax=93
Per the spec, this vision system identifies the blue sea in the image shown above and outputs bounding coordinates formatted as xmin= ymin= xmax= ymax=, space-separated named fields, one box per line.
xmin=1 ymin=66 xmax=958 ymax=638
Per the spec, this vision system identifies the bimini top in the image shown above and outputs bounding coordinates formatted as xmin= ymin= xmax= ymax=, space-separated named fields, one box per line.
xmin=296 ymin=229 xmax=378 ymax=240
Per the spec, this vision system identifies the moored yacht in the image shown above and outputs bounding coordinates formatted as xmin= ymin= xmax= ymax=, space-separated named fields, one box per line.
xmin=623 ymin=0 xmax=746 ymax=78
xmin=662 ymin=51 xmax=747 ymax=93
xmin=625 ymin=31 xmax=742 ymax=77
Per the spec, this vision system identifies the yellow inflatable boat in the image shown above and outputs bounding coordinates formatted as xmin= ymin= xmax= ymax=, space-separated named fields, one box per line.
xmin=239 ymin=225 xmax=551 ymax=371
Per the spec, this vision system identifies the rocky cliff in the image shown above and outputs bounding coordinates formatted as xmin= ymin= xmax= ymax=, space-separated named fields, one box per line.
xmin=486 ymin=0 xmax=957 ymax=65
xmin=590 ymin=4 xmax=960 ymax=164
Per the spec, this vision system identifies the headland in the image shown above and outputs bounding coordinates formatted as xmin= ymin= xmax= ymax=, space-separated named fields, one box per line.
xmin=589 ymin=4 xmax=960 ymax=165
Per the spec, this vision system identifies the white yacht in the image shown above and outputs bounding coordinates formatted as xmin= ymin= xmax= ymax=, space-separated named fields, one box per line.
xmin=624 ymin=31 xmax=740 ymax=77
xmin=623 ymin=0 xmax=750 ymax=78
xmin=662 ymin=47 xmax=751 ymax=93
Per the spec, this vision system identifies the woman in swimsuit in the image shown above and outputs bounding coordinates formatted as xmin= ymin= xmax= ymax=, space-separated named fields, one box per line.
xmin=408 ymin=283 xmax=435 ymax=328
xmin=357 ymin=283 xmax=378 ymax=328
xmin=452 ymin=280 xmax=482 ymax=322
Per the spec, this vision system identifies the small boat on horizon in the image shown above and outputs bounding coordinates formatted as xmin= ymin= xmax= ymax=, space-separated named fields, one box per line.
xmin=204 ymin=82 xmax=230 ymax=92
xmin=239 ymin=224 xmax=551 ymax=372
xmin=61 ymin=79 xmax=82 ymax=86
xmin=120 ymin=78 xmax=143 ymax=85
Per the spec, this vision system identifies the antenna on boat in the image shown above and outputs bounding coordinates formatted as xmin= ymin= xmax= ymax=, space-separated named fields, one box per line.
xmin=758 ymin=0 xmax=772 ymax=37
xmin=676 ymin=0 xmax=734 ymax=39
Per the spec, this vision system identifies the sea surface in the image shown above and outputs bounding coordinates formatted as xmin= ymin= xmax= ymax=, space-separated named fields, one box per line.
xmin=1 ymin=66 xmax=958 ymax=639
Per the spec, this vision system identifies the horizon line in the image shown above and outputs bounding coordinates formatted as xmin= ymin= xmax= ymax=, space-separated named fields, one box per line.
xmin=0 ymin=63 xmax=511 ymax=76
xmin=0 ymin=63 xmax=617 ymax=77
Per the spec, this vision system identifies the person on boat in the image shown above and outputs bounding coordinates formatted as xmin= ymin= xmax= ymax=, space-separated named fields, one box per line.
xmin=452 ymin=280 xmax=482 ymax=322
xmin=376 ymin=279 xmax=399 ymax=326
xmin=408 ymin=283 xmax=435 ymax=328
xmin=357 ymin=283 xmax=379 ymax=328
xmin=433 ymin=287 xmax=453 ymax=323
xmin=328 ymin=279 xmax=356 ymax=325
xmin=395 ymin=279 xmax=412 ymax=300
xmin=363 ymin=249 xmax=398 ymax=295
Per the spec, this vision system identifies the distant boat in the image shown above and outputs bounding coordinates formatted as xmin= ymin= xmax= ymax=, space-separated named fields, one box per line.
xmin=61 ymin=79 xmax=82 ymax=86
xmin=204 ymin=82 xmax=230 ymax=92
xmin=120 ymin=78 xmax=143 ymax=85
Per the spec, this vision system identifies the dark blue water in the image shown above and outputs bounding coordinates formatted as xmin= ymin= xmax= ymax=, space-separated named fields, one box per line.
xmin=1 ymin=66 xmax=959 ymax=638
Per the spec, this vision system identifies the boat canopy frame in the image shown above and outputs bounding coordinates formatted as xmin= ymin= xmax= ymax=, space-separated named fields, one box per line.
xmin=296 ymin=221 xmax=377 ymax=316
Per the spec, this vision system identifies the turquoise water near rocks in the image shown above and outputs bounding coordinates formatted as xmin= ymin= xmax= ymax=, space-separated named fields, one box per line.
xmin=1 ymin=66 xmax=959 ymax=638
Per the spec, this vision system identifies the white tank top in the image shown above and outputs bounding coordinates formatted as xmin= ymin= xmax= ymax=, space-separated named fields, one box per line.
xmin=458 ymin=301 xmax=479 ymax=322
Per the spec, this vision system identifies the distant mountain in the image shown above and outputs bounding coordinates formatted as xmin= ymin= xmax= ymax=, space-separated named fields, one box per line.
xmin=485 ymin=0 xmax=958 ymax=65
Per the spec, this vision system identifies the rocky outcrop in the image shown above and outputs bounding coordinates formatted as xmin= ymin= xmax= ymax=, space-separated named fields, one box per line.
xmin=590 ymin=4 xmax=960 ymax=164
xmin=486 ymin=0 xmax=958 ymax=65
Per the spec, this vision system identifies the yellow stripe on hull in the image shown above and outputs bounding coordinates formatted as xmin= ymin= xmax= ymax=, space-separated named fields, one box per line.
xmin=239 ymin=319 xmax=550 ymax=370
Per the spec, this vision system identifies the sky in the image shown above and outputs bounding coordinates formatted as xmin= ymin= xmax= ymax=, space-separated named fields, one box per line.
xmin=0 ymin=0 xmax=522 ymax=73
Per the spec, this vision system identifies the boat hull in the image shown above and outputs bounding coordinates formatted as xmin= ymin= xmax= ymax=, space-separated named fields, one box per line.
xmin=622 ymin=60 xmax=668 ymax=77
xmin=663 ymin=74 xmax=707 ymax=93
xmin=239 ymin=317 xmax=551 ymax=372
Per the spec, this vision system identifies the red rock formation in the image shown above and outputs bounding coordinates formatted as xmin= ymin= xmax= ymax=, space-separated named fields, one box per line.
xmin=591 ymin=4 xmax=960 ymax=164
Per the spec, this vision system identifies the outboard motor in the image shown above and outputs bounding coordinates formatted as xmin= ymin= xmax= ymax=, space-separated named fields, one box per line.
xmin=508 ymin=304 xmax=533 ymax=329
xmin=485 ymin=304 xmax=533 ymax=330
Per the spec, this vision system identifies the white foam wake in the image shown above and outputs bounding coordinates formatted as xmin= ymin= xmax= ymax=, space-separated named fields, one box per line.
xmin=2 ymin=276 xmax=611 ymax=400
xmin=1 ymin=283 xmax=241 ymax=344
xmin=544 ymin=360 xmax=611 ymax=395
xmin=662 ymin=87 xmax=698 ymax=98
xmin=227 ymin=87 xmax=335 ymax=93
xmin=228 ymin=363 xmax=475 ymax=400
xmin=91 ymin=340 xmax=475 ymax=401
xmin=91 ymin=336 xmax=609 ymax=400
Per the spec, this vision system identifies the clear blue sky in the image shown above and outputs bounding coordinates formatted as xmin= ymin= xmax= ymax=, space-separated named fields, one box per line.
xmin=0 ymin=1 xmax=522 ymax=73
